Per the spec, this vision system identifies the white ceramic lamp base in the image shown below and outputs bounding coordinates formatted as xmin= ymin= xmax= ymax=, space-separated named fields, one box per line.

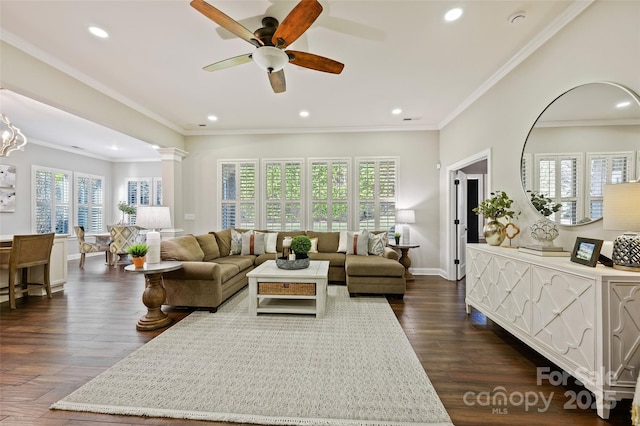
xmin=146 ymin=231 xmax=161 ymax=264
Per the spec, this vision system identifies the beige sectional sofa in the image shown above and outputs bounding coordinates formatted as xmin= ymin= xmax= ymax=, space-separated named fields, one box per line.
xmin=159 ymin=229 xmax=406 ymax=312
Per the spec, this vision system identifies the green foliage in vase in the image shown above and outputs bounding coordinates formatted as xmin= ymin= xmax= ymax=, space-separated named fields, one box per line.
xmin=290 ymin=235 xmax=312 ymax=255
xmin=126 ymin=243 xmax=148 ymax=258
xmin=527 ymin=190 xmax=562 ymax=217
xmin=472 ymin=190 xmax=517 ymax=221
xmin=393 ymin=232 xmax=401 ymax=238
xmin=118 ymin=201 xmax=136 ymax=215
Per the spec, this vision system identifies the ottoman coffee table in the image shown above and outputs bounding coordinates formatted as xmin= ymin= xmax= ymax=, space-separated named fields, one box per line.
xmin=247 ymin=260 xmax=329 ymax=318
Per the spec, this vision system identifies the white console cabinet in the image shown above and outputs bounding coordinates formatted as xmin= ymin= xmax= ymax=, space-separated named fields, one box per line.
xmin=466 ymin=243 xmax=640 ymax=419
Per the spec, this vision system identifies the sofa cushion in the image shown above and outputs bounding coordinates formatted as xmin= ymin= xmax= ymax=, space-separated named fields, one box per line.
xmin=196 ymin=234 xmax=220 ymax=261
xmin=230 ymin=229 xmax=244 ymax=255
xmin=346 ymin=230 xmax=369 ymax=256
xmin=308 ymin=252 xmax=346 ymax=268
xmin=212 ymin=229 xmax=232 ymax=257
xmin=214 ymin=255 xmax=255 ymax=272
xmin=260 ymin=232 xmax=278 ymax=254
xmin=241 ymin=231 xmax=265 ymax=255
xmin=161 ymin=235 xmax=205 ymax=261
xmin=306 ymin=231 xmax=339 ymax=253
xmin=346 ymin=255 xmax=404 ymax=277
xmin=216 ymin=262 xmax=241 ymax=283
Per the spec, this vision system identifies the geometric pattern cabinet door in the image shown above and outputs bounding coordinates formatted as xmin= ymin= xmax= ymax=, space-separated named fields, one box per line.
xmin=607 ymin=282 xmax=640 ymax=393
xmin=492 ymin=255 xmax=532 ymax=335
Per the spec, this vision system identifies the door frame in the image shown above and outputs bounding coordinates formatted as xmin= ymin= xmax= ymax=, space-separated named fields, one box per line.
xmin=445 ymin=149 xmax=491 ymax=281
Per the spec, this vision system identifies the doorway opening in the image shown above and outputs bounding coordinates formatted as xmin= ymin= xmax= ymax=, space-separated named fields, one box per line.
xmin=446 ymin=150 xmax=490 ymax=281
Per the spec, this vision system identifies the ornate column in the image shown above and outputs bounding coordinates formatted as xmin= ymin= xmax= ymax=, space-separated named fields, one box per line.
xmin=158 ymin=147 xmax=188 ymax=239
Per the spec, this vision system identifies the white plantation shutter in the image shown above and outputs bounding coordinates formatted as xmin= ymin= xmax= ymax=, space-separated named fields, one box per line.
xmin=219 ymin=161 xmax=258 ymax=229
xmin=587 ymin=152 xmax=634 ymax=220
xmin=309 ymin=159 xmax=349 ymax=231
xmin=125 ymin=177 xmax=162 ymax=225
xmin=356 ymin=157 xmax=397 ymax=231
xmin=534 ymin=154 xmax=582 ymax=225
xmin=33 ymin=166 xmax=71 ymax=234
xmin=263 ymin=160 xmax=303 ymax=231
xmin=76 ymin=173 xmax=104 ymax=233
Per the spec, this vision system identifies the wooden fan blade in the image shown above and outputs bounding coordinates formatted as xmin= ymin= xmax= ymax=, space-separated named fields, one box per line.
xmin=268 ymin=70 xmax=286 ymax=93
xmin=203 ymin=54 xmax=253 ymax=72
xmin=190 ymin=0 xmax=263 ymax=47
xmin=272 ymin=0 xmax=322 ymax=49
xmin=287 ymin=50 xmax=344 ymax=74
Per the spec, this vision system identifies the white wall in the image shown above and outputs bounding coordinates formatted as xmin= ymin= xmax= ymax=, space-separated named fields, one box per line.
xmin=438 ymin=1 xmax=640 ymax=277
xmin=183 ymin=130 xmax=443 ymax=272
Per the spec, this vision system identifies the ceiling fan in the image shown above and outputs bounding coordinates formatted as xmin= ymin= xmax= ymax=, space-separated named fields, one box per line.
xmin=190 ymin=0 xmax=344 ymax=93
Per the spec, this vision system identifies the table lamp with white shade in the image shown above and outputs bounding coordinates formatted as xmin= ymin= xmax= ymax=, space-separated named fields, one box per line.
xmin=603 ymin=182 xmax=640 ymax=272
xmin=396 ymin=209 xmax=415 ymax=245
xmin=135 ymin=206 xmax=172 ymax=264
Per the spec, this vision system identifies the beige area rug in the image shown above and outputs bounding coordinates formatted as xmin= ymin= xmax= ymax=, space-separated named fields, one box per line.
xmin=52 ymin=286 xmax=453 ymax=426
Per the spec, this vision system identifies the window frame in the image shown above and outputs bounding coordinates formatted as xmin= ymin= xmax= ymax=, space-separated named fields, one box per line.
xmin=307 ymin=157 xmax=351 ymax=232
xmin=217 ymin=159 xmax=259 ymax=230
xmin=262 ymin=158 xmax=305 ymax=231
xmin=75 ymin=172 xmax=105 ymax=235
xmin=32 ymin=165 xmax=72 ymax=235
xmin=355 ymin=156 xmax=398 ymax=231
xmin=533 ymin=152 xmax=583 ymax=225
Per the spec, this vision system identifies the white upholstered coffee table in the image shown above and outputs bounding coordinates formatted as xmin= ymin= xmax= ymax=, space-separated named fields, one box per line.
xmin=247 ymin=260 xmax=329 ymax=318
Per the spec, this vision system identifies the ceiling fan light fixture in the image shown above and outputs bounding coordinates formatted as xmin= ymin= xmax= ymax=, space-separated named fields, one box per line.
xmin=252 ymin=46 xmax=289 ymax=73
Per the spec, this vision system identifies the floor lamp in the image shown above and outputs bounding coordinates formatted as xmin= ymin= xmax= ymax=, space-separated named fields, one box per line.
xmin=396 ymin=209 xmax=415 ymax=245
xmin=135 ymin=206 xmax=172 ymax=264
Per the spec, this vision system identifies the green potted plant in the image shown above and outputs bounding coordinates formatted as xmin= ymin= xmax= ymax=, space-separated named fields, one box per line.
xmin=290 ymin=235 xmax=312 ymax=259
xmin=393 ymin=232 xmax=401 ymax=245
xmin=127 ymin=243 xmax=148 ymax=268
xmin=472 ymin=190 xmax=517 ymax=246
xmin=527 ymin=190 xmax=562 ymax=246
xmin=118 ymin=201 xmax=136 ymax=225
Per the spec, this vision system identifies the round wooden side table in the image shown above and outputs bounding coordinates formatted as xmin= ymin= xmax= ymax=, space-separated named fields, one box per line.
xmin=389 ymin=244 xmax=420 ymax=281
xmin=125 ymin=261 xmax=182 ymax=331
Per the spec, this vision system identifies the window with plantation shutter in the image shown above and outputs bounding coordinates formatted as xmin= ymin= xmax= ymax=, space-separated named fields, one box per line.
xmin=125 ymin=177 xmax=162 ymax=224
xmin=75 ymin=173 xmax=104 ymax=234
xmin=219 ymin=160 xmax=258 ymax=229
xmin=263 ymin=160 xmax=303 ymax=231
xmin=534 ymin=153 xmax=582 ymax=225
xmin=309 ymin=159 xmax=349 ymax=231
xmin=356 ymin=157 xmax=397 ymax=231
xmin=33 ymin=166 xmax=71 ymax=234
xmin=587 ymin=151 xmax=635 ymax=220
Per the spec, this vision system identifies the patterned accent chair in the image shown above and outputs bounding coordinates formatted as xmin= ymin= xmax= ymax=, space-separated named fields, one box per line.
xmin=109 ymin=225 xmax=141 ymax=268
xmin=0 ymin=233 xmax=55 ymax=309
xmin=74 ymin=226 xmax=111 ymax=268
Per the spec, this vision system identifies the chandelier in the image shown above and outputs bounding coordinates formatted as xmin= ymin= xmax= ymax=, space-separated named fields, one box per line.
xmin=1 ymin=113 xmax=28 ymax=157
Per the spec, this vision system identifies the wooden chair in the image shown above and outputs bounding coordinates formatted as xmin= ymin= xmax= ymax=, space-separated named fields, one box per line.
xmin=0 ymin=233 xmax=55 ymax=309
xmin=74 ymin=226 xmax=111 ymax=268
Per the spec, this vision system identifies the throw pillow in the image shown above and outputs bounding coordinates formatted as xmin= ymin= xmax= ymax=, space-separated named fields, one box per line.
xmin=241 ymin=231 xmax=265 ymax=255
xmin=230 ymin=228 xmax=243 ymax=255
xmin=368 ymin=232 xmax=386 ymax=256
xmin=338 ymin=230 xmax=361 ymax=252
xmin=309 ymin=237 xmax=319 ymax=253
xmin=346 ymin=230 xmax=369 ymax=256
xmin=196 ymin=234 xmax=220 ymax=261
xmin=260 ymin=232 xmax=278 ymax=254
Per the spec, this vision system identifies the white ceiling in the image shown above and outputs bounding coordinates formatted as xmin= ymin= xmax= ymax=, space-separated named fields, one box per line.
xmin=0 ymin=0 xmax=589 ymax=161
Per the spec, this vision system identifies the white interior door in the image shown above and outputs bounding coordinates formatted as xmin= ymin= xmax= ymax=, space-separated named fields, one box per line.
xmin=455 ymin=171 xmax=468 ymax=280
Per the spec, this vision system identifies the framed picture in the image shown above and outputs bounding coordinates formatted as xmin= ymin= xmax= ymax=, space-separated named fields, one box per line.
xmin=570 ymin=237 xmax=603 ymax=267
xmin=0 ymin=164 xmax=16 ymax=188
xmin=0 ymin=164 xmax=16 ymax=213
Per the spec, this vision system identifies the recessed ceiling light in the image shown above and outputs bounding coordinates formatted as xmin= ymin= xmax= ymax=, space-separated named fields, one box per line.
xmin=299 ymin=110 xmax=310 ymax=118
xmin=444 ymin=8 xmax=463 ymax=22
xmin=151 ymin=144 xmax=160 ymax=149
xmin=110 ymin=145 xmax=118 ymax=151
xmin=88 ymin=26 xmax=109 ymax=38
xmin=616 ymin=101 xmax=631 ymax=108
xmin=392 ymin=108 xmax=402 ymax=115
xmin=207 ymin=115 xmax=218 ymax=121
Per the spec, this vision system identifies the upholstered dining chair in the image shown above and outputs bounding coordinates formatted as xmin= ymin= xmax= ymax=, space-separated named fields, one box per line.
xmin=0 ymin=233 xmax=55 ymax=309
xmin=109 ymin=225 xmax=140 ymax=268
xmin=74 ymin=226 xmax=111 ymax=268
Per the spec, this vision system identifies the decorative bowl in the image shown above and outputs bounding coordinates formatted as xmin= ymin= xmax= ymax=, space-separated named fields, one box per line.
xmin=275 ymin=257 xmax=310 ymax=270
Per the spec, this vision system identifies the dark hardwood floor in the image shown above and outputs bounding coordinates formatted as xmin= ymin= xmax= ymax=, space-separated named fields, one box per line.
xmin=0 ymin=256 xmax=632 ymax=426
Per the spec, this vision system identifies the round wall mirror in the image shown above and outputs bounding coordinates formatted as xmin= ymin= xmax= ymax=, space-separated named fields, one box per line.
xmin=521 ymin=82 xmax=640 ymax=226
